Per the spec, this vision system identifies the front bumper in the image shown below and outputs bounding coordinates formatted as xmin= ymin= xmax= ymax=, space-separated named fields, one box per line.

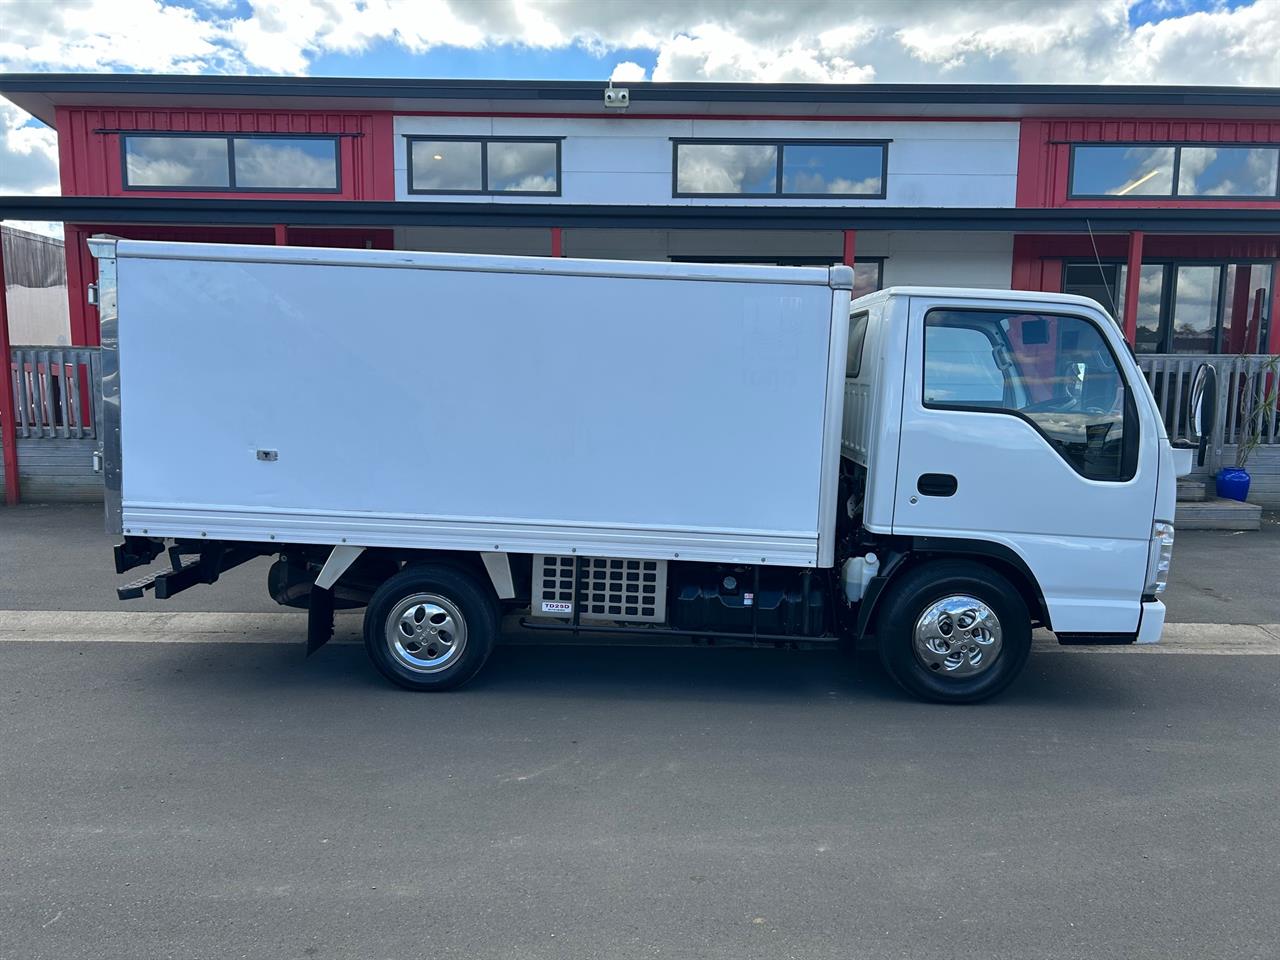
xmin=1136 ymin=600 xmax=1166 ymax=645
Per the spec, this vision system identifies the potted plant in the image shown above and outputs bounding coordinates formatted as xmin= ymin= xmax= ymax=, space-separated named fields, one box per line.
xmin=1217 ymin=354 xmax=1279 ymax=502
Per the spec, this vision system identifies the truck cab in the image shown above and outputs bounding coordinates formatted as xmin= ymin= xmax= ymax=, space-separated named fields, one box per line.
xmin=839 ymin=287 xmax=1175 ymax=700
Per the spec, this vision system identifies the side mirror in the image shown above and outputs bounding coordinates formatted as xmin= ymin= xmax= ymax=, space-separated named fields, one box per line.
xmin=1188 ymin=362 xmax=1217 ymax=467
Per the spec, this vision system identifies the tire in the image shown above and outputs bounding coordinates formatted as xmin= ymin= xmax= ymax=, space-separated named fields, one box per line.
xmin=875 ymin=560 xmax=1032 ymax=704
xmin=363 ymin=564 xmax=498 ymax=691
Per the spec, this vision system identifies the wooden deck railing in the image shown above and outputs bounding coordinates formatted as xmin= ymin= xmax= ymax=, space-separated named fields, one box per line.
xmin=8 ymin=346 xmax=101 ymax=440
xmin=1137 ymin=353 xmax=1279 ymax=450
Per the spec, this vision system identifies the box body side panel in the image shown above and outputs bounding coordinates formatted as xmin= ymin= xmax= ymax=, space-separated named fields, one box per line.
xmin=116 ymin=253 xmax=837 ymax=565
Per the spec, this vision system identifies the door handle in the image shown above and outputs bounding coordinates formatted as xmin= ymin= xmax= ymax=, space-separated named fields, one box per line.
xmin=917 ymin=473 xmax=958 ymax=497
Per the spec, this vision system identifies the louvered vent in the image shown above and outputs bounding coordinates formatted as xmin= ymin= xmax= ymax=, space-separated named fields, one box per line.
xmin=531 ymin=555 xmax=667 ymax=623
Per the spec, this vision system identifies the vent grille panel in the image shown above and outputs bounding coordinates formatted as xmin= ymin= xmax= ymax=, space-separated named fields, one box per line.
xmin=531 ymin=555 xmax=667 ymax=623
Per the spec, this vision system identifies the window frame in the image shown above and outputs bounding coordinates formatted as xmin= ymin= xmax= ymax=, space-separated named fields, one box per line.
xmin=670 ymin=138 xmax=890 ymax=199
xmin=921 ymin=306 xmax=1140 ymax=482
xmin=405 ymin=135 xmax=564 ymax=196
xmin=1067 ymin=142 xmax=1280 ymax=201
xmin=120 ymin=132 xmax=342 ymax=194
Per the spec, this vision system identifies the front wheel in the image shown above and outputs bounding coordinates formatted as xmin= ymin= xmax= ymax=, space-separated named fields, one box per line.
xmin=363 ymin=564 xmax=498 ymax=691
xmin=875 ymin=560 xmax=1032 ymax=704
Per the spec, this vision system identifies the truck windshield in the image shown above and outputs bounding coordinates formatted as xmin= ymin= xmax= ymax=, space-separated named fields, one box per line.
xmin=923 ymin=309 xmax=1137 ymax=482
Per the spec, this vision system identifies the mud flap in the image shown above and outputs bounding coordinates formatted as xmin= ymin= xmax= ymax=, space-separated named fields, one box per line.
xmin=306 ymin=585 xmax=335 ymax=656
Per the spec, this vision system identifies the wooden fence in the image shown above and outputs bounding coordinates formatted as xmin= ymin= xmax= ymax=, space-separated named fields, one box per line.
xmin=2 ymin=347 xmax=102 ymax=501
xmin=1136 ymin=354 xmax=1279 ymax=452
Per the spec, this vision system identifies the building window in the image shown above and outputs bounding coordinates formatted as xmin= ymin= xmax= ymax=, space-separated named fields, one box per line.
xmin=407 ymin=137 xmax=561 ymax=195
xmin=1177 ymin=146 xmax=1280 ymax=197
xmin=673 ymin=140 xmax=888 ymax=198
xmin=1069 ymin=144 xmax=1280 ymax=199
xmin=1063 ymin=260 xmax=1275 ymax=353
xmin=122 ymin=134 xmax=340 ymax=192
xmin=923 ymin=308 xmax=1136 ymax=481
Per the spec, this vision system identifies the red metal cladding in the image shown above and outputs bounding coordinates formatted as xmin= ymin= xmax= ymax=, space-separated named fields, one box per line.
xmin=1017 ymin=118 xmax=1280 ymax=209
xmin=1013 ymin=234 xmax=1280 ymax=265
xmin=55 ymin=106 xmax=396 ymax=202
xmin=842 ymin=229 xmax=857 ymax=267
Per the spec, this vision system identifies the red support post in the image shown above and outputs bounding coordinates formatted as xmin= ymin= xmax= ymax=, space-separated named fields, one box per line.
xmin=1268 ymin=264 xmax=1280 ymax=355
xmin=842 ymin=229 xmax=856 ymax=267
xmin=274 ymin=224 xmax=288 ymax=246
xmin=0 ymin=238 xmax=19 ymax=505
xmin=1121 ymin=230 xmax=1145 ymax=347
xmin=550 ymin=226 xmax=564 ymax=257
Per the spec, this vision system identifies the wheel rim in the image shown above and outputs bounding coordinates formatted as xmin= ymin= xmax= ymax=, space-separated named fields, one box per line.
xmin=913 ymin=595 xmax=1002 ymax=678
xmin=385 ymin=593 xmax=468 ymax=674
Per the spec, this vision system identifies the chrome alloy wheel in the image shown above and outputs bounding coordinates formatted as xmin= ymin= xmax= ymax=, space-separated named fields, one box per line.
xmin=386 ymin=593 xmax=468 ymax=674
xmin=912 ymin=595 xmax=1002 ymax=678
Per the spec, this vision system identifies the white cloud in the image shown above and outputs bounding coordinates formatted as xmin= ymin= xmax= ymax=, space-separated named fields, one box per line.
xmin=653 ymin=23 xmax=877 ymax=82
xmin=5 ymin=0 xmax=1276 ymax=85
xmin=0 ymin=0 xmax=232 ymax=73
xmin=610 ymin=61 xmax=648 ymax=82
xmin=0 ymin=103 xmax=58 ymax=195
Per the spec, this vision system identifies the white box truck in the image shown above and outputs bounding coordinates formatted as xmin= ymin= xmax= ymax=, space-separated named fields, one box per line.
xmin=89 ymin=238 xmax=1177 ymax=703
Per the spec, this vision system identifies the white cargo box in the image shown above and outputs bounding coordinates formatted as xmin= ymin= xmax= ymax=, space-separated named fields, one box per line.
xmin=93 ymin=240 xmax=853 ymax=567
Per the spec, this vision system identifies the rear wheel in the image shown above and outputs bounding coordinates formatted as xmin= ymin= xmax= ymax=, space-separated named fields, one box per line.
xmin=363 ymin=564 xmax=498 ymax=691
xmin=875 ymin=560 xmax=1032 ymax=704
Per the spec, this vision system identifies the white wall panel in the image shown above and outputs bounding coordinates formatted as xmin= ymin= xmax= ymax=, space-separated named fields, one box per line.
xmin=395 ymin=227 xmax=552 ymax=256
xmin=872 ymin=232 xmax=1014 ymax=289
xmin=563 ymin=136 xmax=675 ymax=173
xmin=390 ymin=227 xmax=1013 ymax=292
xmin=392 ymin=116 xmax=1020 ymax=207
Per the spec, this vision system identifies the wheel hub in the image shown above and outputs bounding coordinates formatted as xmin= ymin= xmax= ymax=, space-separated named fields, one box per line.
xmin=913 ymin=595 xmax=1002 ymax=678
xmin=386 ymin=593 xmax=468 ymax=674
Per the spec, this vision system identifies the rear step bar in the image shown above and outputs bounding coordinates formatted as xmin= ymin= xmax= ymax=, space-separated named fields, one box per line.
xmin=115 ymin=541 xmax=265 ymax=601
xmin=117 ymin=555 xmax=203 ymax=600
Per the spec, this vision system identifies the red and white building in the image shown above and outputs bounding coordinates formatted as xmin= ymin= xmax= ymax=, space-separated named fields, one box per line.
xmin=1 ymin=75 xmax=1279 ymax=503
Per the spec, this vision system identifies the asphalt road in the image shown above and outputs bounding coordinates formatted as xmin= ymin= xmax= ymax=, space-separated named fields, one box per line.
xmin=3 ymin=503 xmax=1279 ymax=623
xmin=1 ymin=639 xmax=1278 ymax=960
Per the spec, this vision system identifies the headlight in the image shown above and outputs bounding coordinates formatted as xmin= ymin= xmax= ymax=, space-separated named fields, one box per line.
xmin=1145 ymin=521 xmax=1175 ymax=595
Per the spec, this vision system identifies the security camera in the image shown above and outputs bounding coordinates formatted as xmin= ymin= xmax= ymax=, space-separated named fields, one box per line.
xmin=604 ymin=85 xmax=629 ymax=109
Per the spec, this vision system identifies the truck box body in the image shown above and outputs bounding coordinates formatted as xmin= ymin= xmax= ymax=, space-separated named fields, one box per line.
xmin=100 ymin=241 xmax=853 ymax=567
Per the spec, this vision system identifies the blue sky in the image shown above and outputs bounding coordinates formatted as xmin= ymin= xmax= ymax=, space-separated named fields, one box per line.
xmin=0 ymin=0 xmax=1277 ymax=199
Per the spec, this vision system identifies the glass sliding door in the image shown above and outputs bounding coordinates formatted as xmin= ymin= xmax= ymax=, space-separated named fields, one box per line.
xmin=1221 ymin=263 xmax=1275 ymax=353
xmin=1170 ymin=266 xmax=1222 ymax=354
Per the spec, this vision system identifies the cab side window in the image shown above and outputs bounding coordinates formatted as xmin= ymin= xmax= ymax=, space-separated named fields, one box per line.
xmin=923 ymin=309 xmax=1137 ymax=482
xmin=846 ymin=311 xmax=869 ymax=377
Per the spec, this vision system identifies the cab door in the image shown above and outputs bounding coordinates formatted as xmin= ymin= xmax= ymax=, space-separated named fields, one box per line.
xmin=892 ymin=296 xmax=1160 ymax=634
